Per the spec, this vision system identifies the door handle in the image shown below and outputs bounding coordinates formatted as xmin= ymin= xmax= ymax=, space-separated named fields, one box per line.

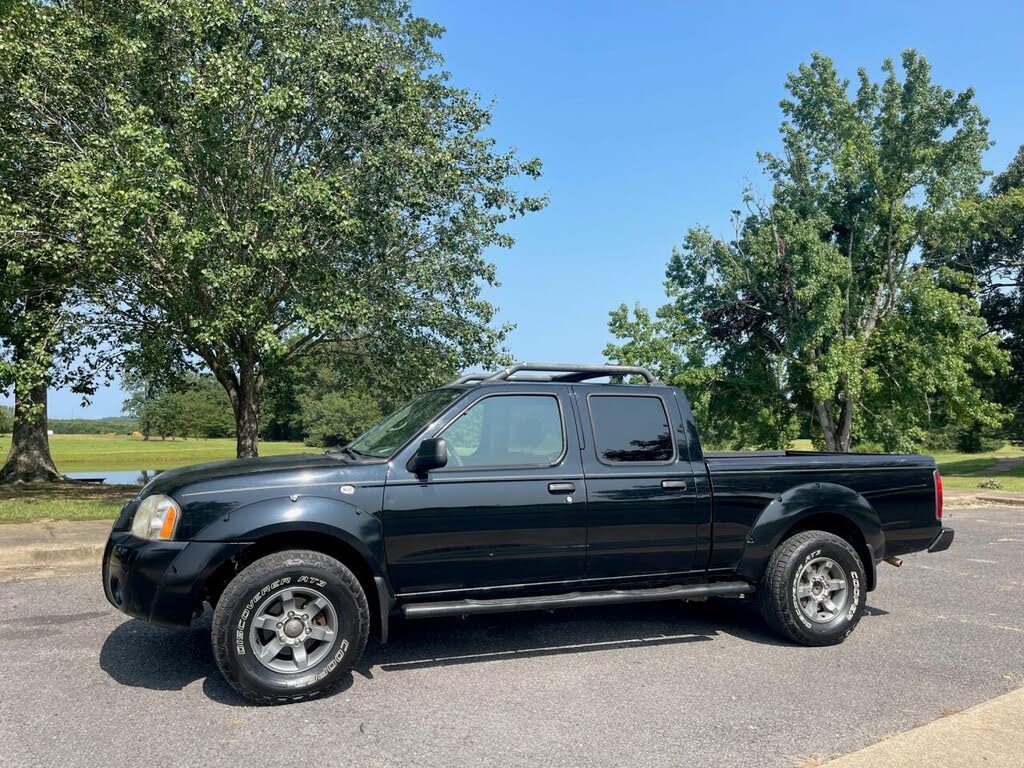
xmin=548 ymin=482 xmax=575 ymax=494
xmin=661 ymin=479 xmax=688 ymax=491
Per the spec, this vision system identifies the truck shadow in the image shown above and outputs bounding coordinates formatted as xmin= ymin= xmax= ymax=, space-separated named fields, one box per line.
xmin=99 ymin=599 xmax=890 ymax=706
xmin=370 ymin=600 xmax=749 ymax=674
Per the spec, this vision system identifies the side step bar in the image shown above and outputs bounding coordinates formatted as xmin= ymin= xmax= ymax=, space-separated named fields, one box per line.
xmin=401 ymin=581 xmax=754 ymax=620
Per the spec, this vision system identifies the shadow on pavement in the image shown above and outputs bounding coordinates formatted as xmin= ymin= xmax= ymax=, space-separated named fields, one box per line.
xmin=99 ymin=615 xmax=222 ymax=695
xmin=99 ymin=597 xmax=891 ymax=704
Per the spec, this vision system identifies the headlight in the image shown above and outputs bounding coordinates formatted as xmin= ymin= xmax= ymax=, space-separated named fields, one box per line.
xmin=130 ymin=494 xmax=180 ymax=540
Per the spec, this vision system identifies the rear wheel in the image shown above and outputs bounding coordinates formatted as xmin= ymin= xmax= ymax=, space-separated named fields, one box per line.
xmin=211 ymin=550 xmax=369 ymax=704
xmin=758 ymin=530 xmax=866 ymax=646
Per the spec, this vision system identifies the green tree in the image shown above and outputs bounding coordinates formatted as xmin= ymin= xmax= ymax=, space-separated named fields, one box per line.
xmin=74 ymin=0 xmax=543 ymax=458
xmin=0 ymin=0 xmax=129 ymax=481
xmin=607 ymin=50 xmax=1006 ymax=452
xmin=261 ymin=337 xmax=458 ymax=445
xmin=175 ymin=381 xmax=237 ymax=439
xmin=123 ymin=376 xmax=178 ymax=441
xmin=927 ymin=146 xmax=1024 ymax=443
xmin=300 ymin=386 xmax=383 ymax=448
xmin=0 ymin=405 xmax=12 ymax=434
xmin=124 ymin=373 xmax=235 ymax=440
xmin=0 ymin=1 xmax=92 ymax=481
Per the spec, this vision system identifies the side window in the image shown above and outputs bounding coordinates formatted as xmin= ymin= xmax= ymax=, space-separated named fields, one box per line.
xmin=441 ymin=394 xmax=564 ymax=468
xmin=589 ymin=395 xmax=674 ymax=464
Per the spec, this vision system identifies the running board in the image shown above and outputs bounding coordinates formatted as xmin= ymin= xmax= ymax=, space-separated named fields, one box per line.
xmin=401 ymin=581 xmax=754 ymax=620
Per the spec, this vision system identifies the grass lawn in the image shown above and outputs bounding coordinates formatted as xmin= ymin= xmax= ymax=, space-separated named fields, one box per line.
xmin=0 ymin=433 xmax=308 ymax=471
xmin=790 ymin=439 xmax=1024 ymax=492
xmin=0 ymin=482 xmax=136 ymax=524
xmin=0 ymin=434 xmax=309 ymax=524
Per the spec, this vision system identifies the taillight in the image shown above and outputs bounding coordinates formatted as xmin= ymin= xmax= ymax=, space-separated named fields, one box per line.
xmin=934 ymin=469 xmax=943 ymax=520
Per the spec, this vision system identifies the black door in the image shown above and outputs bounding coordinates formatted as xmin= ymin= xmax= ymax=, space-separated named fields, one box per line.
xmin=578 ymin=388 xmax=701 ymax=578
xmin=383 ymin=387 xmax=587 ymax=595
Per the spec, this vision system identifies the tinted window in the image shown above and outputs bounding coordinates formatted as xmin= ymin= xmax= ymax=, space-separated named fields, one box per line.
xmin=589 ymin=395 xmax=674 ymax=463
xmin=442 ymin=395 xmax=564 ymax=468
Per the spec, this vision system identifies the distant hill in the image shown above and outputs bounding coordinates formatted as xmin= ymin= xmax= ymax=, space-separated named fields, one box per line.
xmin=49 ymin=416 xmax=138 ymax=435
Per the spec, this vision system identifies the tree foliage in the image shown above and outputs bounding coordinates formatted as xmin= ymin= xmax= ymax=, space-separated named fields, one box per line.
xmin=123 ymin=374 xmax=236 ymax=440
xmin=260 ymin=337 xmax=459 ymax=445
xmin=71 ymin=0 xmax=543 ymax=458
xmin=607 ymin=50 xmax=1006 ymax=452
xmin=926 ymin=146 xmax=1024 ymax=443
xmin=0 ymin=0 xmax=121 ymax=480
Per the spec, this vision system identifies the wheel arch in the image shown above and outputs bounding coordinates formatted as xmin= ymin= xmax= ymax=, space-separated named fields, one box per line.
xmin=192 ymin=494 xmax=394 ymax=641
xmin=737 ymin=482 xmax=883 ymax=591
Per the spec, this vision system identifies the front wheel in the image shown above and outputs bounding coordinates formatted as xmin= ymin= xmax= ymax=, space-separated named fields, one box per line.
xmin=211 ymin=550 xmax=369 ymax=704
xmin=758 ymin=530 xmax=866 ymax=646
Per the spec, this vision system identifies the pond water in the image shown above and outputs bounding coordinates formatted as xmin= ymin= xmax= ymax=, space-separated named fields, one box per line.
xmin=66 ymin=470 xmax=163 ymax=486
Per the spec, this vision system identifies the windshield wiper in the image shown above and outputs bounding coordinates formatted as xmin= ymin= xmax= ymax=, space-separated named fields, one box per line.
xmin=339 ymin=446 xmax=372 ymax=460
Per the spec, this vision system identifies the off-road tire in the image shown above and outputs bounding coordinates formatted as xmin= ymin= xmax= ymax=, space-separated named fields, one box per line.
xmin=211 ymin=550 xmax=370 ymax=704
xmin=758 ymin=530 xmax=866 ymax=646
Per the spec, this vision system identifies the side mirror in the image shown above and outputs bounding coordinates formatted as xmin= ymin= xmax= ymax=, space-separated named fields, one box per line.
xmin=407 ymin=437 xmax=448 ymax=477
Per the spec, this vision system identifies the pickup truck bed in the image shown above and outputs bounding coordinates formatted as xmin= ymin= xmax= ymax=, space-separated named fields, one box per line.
xmin=704 ymin=450 xmax=940 ymax=581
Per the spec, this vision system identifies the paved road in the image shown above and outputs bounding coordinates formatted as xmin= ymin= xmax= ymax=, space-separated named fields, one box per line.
xmin=1 ymin=507 xmax=1022 ymax=768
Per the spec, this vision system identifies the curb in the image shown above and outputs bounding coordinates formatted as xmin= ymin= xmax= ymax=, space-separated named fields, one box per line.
xmin=822 ymin=686 xmax=1024 ymax=767
xmin=945 ymin=494 xmax=1024 ymax=508
xmin=0 ymin=543 xmax=104 ymax=570
xmin=976 ymin=494 xmax=1024 ymax=506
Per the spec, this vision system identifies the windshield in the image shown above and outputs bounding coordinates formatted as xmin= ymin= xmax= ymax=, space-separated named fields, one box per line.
xmin=346 ymin=389 xmax=463 ymax=459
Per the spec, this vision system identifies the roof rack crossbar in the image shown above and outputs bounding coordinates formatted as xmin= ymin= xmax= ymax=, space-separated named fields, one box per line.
xmin=483 ymin=362 xmax=658 ymax=384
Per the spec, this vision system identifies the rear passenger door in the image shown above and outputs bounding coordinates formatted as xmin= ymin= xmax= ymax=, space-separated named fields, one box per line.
xmin=577 ymin=388 xmax=700 ymax=579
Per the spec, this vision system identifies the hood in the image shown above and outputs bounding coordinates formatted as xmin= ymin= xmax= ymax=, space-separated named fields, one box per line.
xmin=142 ymin=452 xmax=355 ymax=498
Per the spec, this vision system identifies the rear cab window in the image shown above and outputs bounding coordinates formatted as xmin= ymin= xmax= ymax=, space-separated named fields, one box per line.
xmin=587 ymin=394 xmax=675 ymax=464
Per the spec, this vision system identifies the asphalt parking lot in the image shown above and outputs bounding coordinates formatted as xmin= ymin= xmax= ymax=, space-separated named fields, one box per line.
xmin=1 ymin=505 xmax=1021 ymax=768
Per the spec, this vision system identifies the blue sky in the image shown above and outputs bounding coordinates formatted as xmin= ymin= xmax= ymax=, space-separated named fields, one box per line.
xmin=26 ymin=0 xmax=1024 ymax=417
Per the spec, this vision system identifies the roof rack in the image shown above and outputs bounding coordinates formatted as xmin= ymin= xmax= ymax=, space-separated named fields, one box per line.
xmin=447 ymin=362 xmax=658 ymax=386
xmin=450 ymin=373 xmax=488 ymax=385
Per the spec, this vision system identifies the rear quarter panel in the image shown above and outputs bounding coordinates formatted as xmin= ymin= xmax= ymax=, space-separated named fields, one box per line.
xmin=705 ymin=453 xmax=939 ymax=573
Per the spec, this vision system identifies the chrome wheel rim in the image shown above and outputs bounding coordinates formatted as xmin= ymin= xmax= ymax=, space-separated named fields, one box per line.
xmin=796 ymin=557 xmax=849 ymax=623
xmin=249 ymin=587 xmax=338 ymax=674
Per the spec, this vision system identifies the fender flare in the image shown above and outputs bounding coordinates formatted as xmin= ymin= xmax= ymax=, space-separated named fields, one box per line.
xmin=185 ymin=494 xmax=396 ymax=637
xmin=736 ymin=482 xmax=884 ymax=589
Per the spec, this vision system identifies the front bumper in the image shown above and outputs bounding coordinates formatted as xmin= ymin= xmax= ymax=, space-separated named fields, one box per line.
xmin=927 ymin=527 xmax=955 ymax=554
xmin=102 ymin=531 xmax=247 ymax=628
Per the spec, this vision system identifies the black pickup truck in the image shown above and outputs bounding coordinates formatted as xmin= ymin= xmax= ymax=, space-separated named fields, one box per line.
xmin=103 ymin=362 xmax=953 ymax=704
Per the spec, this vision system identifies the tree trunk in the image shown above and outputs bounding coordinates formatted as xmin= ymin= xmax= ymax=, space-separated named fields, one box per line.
xmin=837 ymin=397 xmax=854 ymax=453
xmin=232 ymin=369 xmax=263 ymax=459
xmin=814 ymin=399 xmax=853 ymax=453
xmin=0 ymin=381 xmax=61 ymax=483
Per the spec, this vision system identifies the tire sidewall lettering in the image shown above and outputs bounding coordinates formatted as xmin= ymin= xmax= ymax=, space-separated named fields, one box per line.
xmin=791 ymin=548 xmax=822 ymax=629
xmin=235 ymin=577 xmax=293 ymax=656
xmin=845 ymin=570 xmax=861 ymax=621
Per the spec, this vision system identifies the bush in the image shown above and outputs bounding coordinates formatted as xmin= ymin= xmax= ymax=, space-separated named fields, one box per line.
xmin=1006 ymin=411 xmax=1024 ymax=447
xmin=48 ymin=416 xmax=138 ymax=435
xmin=955 ymin=423 xmax=1005 ymax=454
